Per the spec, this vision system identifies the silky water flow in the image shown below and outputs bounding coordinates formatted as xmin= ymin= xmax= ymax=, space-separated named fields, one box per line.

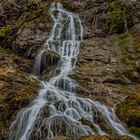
xmin=8 ymin=3 xmax=131 ymax=140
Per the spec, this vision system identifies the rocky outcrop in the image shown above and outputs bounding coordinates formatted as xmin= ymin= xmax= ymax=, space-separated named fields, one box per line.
xmin=72 ymin=36 xmax=131 ymax=106
xmin=0 ymin=0 xmax=52 ymax=58
xmin=65 ymin=0 xmax=140 ymax=138
xmin=34 ymin=50 xmax=60 ymax=78
xmin=63 ymin=0 xmax=140 ymax=38
xmin=0 ymin=47 xmax=39 ymax=139
xmin=0 ymin=1 xmax=58 ymax=139
xmin=72 ymin=22 xmax=140 ymax=137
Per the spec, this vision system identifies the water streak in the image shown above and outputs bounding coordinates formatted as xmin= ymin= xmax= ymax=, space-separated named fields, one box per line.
xmin=8 ymin=3 xmax=128 ymax=140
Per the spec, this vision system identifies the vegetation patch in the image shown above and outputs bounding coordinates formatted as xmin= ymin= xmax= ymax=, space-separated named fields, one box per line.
xmin=0 ymin=25 xmax=12 ymax=38
xmin=129 ymin=127 xmax=140 ymax=138
xmin=0 ymin=46 xmax=6 ymax=56
xmin=109 ymin=0 xmax=124 ymax=28
xmin=20 ymin=21 xmax=33 ymax=30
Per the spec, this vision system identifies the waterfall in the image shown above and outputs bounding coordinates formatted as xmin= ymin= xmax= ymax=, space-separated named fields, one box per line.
xmin=8 ymin=3 xmax=129 ymax=140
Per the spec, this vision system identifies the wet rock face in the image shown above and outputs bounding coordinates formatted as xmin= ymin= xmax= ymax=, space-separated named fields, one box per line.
xmin=36 ymin=50 xmax=60 ymax=78
xmin=72 ymin=37 xmax=131 ymax=106
xmin=63 ymin=0 xmax=140 ymax=38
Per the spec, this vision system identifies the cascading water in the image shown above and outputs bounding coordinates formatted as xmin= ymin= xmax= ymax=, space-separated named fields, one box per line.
xmin=8 ymin=3 xmax=130 ymax=140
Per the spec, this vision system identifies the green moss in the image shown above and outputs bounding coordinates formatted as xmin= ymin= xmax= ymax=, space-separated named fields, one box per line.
xmin=129 ymin=31 xmax=140 ymax=53
xmin=112 ymin=33 xmax=133 ymax=67
xmin=0 ymin=31 xmax=5 ymax=37
xmin=3 ymin=1 xmax=13 ymax=9
xmin=109 ymin=0 xmax=124 ymax=27
xmin=120 ymin=135 xmax=134 ymax=140
xmin=26 ymin=12 xmax=37 ymax=21
xmin=25 ymin=10 xmax=42 ymax=22
xmin=0 ymin=46 xmax=6 ymax=56
xmin=0 ymin=25 xmax=12 ymax=37
xmin=129 ymin=127 xmax=140 ymax=137
xmin=16 ymin=2 xmax=50 ymax=29
xmin=117 ymin=32 xmax=140 ymax=70
xmin=39 ymin=3 xmax=50 ymax=23
xmin=17 ymin=11 xmax=37 ymax=30
xmin=119 ymin=36 xmax=129 ymax=54
xmin=121 ymin=94 xmax=140 ymax=106
xmin=110 ymin=28 xmax=140 ymax=83
xmin=20 ymin=21 xmax=32 ymax=29
xmin=54 ymin=0 xmax=63 ymax=3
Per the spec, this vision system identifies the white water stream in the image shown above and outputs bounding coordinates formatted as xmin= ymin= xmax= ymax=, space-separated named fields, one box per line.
xmin=8 ymin=3 xmax=130 ymax=140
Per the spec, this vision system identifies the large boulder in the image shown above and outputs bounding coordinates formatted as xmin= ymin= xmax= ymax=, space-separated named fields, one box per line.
xmin=35 ymin=50 xmax=60 ymax=78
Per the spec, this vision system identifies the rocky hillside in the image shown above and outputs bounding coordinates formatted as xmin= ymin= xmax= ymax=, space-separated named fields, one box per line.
xmin=0 ymin=0 xmax=53 ymax=139
xmin=0 ymin=0 xmax=140 ymax=139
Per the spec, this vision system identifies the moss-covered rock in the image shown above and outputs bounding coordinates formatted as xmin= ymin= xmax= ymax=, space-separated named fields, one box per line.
xmin=0 ymin=0 xmax=53 ymax=58
xmin=129 ymin=127 xmax=140 ymax=138
xmin=116 ymin=89 xmax=140 ymax=139
xmin=116 ymin=93 xmax=140 ymax=127
xmin=0 ymin=46 xmax=6 ymax=56
xmin=109 ymin=0 xmax=124 ymax=31
xmin=79 ymin=135 xmax=112 ymax=140
xmin=0 ymin=24 xmax=12 ymax=41
xmin=35 ymin=50 xmax=60 ymax=79
xmin=111 ymin=23 xmax=140 ymax=83
xmin=119 ymin=135 xmax=134 ymax=140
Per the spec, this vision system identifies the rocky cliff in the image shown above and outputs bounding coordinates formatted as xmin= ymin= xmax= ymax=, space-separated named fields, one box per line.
xmin=0 ymin=0 xmax=140 ymax=140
